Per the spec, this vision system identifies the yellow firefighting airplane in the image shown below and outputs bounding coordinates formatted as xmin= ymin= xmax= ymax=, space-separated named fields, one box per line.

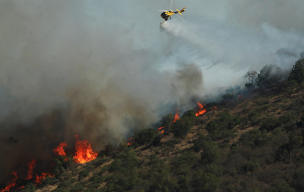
xmin=159 ymin=7 xmax=186 ymax=21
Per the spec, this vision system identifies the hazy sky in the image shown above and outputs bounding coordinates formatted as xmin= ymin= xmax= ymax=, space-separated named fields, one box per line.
xmin=0 ymin=0 xmax=303 ymax=136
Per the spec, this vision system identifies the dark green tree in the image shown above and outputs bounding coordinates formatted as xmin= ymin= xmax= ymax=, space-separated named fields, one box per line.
xmin=192 ymin=172 xmax=220 ymax=192
xmin=134 ymin=128 xmax=159 ymax=146
xmin=160 ymin=113 xmax=174 ymax=135
xmin=291 ymin=168 xmax=304 ymax=191
xmin=201 ymin=141 xmax=219 ymax=164
xmin=171 ymin=115 xmax=195 ymax=138
xmin=288 ymin=59 xmax=304 ymax=84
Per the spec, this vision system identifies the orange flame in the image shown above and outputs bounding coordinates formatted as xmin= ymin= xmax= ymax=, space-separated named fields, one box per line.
xmin=195 ymin=102 xmax=207 ymax=116
xmin=158 ymin=127 xmax=165 ymax=134
xmin=35 ymin=172 xmax=54 ymax=185
xmin=0 ymin=171 xmax=18 ymax=192
xmin=127 ymin=137 xmax=136 ymax=146
xmin=53 ymin=141 xmax=67 ymax=156
xmin=173 ymin=111 xmax=180 ymax=122
xmin=238 ymin=95 xmax=242 ymax=98
xmin=73 ymin=135 xmax=98 ymax=164
xmin=25 ymin=160 xmax=36 ymax=180
xmin=213 ymin=106 xmax=218 ymax=110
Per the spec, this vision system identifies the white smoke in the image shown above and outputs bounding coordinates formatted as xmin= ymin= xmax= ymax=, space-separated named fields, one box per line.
xmin=0 ymin=0 xmax=303 ymax=140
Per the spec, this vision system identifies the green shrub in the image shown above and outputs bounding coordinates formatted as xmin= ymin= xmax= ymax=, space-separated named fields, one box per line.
xmin=192 ymin=172 xmax=220 ymax=192
xmin=206 ymin=120 xmax=217 ymax=133
xmin=266 ymin=182 xmax=295 ymax=192
xmin=193 ymin=133 xmax=208 ymax=152
xmin=205 ymin=164 xmax=222 ymax=177
xmin=22 ymin=183 xmax=36 ymax=192
xmin=171 ymin=116 xmax=195 ymax=138
xmin=93 ymin=157 xmax=111 ymax=167
xmin=201 ymin=141 xmax=219 ymax=164
xmin=248 ymin=111 xmax=261 ymax=125
xmin=134 ymin=128 xmax=160 ymax=146
xmin=152 ymin=135 xmax=162 ymax=146
xmin=53 ymin=188 xmax=70 ymax=192
xmin=260 ymin=117 xmax=281 ymax=132
xmin=288 ymin=59 xmax=304 ymax=84
xmin=255 ymin=104 xmax=271 ymax=113
xmin=41 ymin=176 xmax=58 ymax=186
xmin=239 ymin=129 xmax=270 ymax=147
xmin=207 ymin=113 xmax=242 ymax=136
xmin=70 ymin=184 xmax=84 ymax=192
xmin=79 ymin=169 xmax=90 ymax=180
xmin=182 ymin=109 xmax=196 ymax=118
xmin=279 ymin=112 xmax=294 ymax=124
xmin=291 ymin=168 xmax=304 ymax=191
xmin=243 ymin=160 xmax=259 ymax=173
xmin=90 ymin=175 xmax=105 ymax=184
xmin=171 ymin=151 xmax=197 ymax=169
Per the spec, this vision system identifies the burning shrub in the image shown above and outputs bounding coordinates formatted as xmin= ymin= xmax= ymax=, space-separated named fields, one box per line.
xmin=171 ymin=110 xmax=196 ymax=138
xmin=160 ymin=113 xmax=174 ymax=135
xmin=51 ymin=155 xmax=72 ymax=177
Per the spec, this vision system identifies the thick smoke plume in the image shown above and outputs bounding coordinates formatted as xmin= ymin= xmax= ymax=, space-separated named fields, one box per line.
xmin=0 ymin=0 xmax=303 ymax=183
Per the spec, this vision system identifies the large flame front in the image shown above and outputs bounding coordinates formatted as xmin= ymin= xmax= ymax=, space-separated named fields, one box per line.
xmin=53 ymin=141 xmax=67 ymax=156
xmin=196 ymin=102 xmax=207 ymax=116
xmin=0 ymin=171 xmax=17 ymax=192
xmin=73 ymin=135 xmax=98 ymax=164
xmin=25 ymin=160 xmax=36 ymax=180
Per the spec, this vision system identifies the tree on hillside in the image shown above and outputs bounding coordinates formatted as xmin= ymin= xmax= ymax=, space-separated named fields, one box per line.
xmin=288 ymin=59 xmax=304 ymax=84
xmin=160 ymin=114 xmax=174 ymax=135
xmin=257 ymin=65 xmax=284 ymax=88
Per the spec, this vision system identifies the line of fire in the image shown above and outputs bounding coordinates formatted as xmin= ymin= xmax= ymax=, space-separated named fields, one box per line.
xmin=0 ymin=102 xmax=217 ymax=191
